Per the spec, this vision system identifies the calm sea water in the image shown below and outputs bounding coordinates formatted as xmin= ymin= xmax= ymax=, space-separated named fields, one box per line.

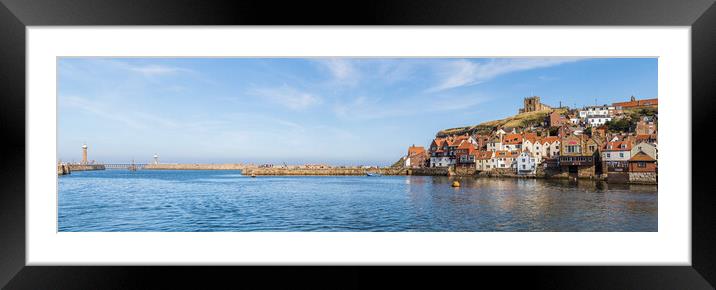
xmin=58 ymin=170 xmax=657 ymax=232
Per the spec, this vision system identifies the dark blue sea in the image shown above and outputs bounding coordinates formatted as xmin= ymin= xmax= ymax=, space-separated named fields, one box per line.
xmin=58 ymin=170 xmax=657 ymax=232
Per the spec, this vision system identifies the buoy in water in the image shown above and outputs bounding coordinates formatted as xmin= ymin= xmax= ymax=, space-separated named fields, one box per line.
xmin=452 ymin=181 xmax=461 ymax=187
xmin=251 ymin=173 xmax=256 ymax=178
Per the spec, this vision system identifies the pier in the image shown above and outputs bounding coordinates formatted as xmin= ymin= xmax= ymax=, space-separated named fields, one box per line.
xmin=104 ymin=163 xmax=148 ymax=170
xmin=243 ymin=167 xmax=406 ymax=176
xmin=143 ymin=163 xmax=254 ymax=170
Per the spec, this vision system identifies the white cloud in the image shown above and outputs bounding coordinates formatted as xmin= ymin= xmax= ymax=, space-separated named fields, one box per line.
xmin=126 ymin=64 xmax=190 ymax=77
xmin=91 ymin=59 xmax=194 ymax=78
xmin=333 ymin=94 xmax=488 ymax=120
xmin=428 ymin=58 xmax=584 ymax=92
xmin=250 ymin=85 xmax=321 ymax=110
xmin=319 ymin=58 xmax=359 ymax=85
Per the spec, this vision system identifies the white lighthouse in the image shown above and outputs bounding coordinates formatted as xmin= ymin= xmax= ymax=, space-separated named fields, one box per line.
xmin=153 ymin=153 xmax=159 ymax=165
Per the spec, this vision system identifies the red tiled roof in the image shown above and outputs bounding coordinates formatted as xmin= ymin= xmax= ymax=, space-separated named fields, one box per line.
xmin=614 ymin=98 xmax=658 ymax=108
xmin=457 ymin=140 xmax=474 ymax=150
xmin=604 ymin=141 xmax=632 ymax=151
xmin=542 ymin=136 xmax=560 ymax=144
xmin=475 ymin=151 xmax=493 ymax=160
xmin=408 ymin=146 xmax=426 ymax=156
xmin=523 ymin=133 xmax=538 ymax=143
xmin=503 ymin=133 xmax=522 ymax=145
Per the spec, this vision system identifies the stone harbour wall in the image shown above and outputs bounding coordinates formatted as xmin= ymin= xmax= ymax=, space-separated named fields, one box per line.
xmin=244 ymin=167 xmax=406 ymax=176
xmin=67 ymin=164 xmax=105 ymax=171
xmin=57 ymin=164 xmax=71 ymax=175
xmin=629 ymin=172 xmax=657 ymax=184
xmin=407 ymin=167 xmax=449 ymax=176
xmin=454 ymin=166 xmax=477 ymax=176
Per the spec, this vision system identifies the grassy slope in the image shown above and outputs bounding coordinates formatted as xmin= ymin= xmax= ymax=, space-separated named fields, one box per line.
xmin=437 ymin=108 xmax=567 ymax=137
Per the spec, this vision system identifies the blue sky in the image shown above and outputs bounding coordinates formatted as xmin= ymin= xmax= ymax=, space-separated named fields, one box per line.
xmin=58 ymin=57 xmax=657 ymax=165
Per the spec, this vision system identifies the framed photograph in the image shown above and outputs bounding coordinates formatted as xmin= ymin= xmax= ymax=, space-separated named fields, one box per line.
xmin=1 ymin=0 xmax=715 ymax=288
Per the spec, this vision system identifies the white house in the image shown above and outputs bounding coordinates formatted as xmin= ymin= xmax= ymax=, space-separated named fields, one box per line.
xmin=585 ymin=115 xmax=612 ymax=127
xmin=579 ymin=105 xmax=615 ymax=119
xmin=475 ymin=151 xmax=494 ymax=171
xmin=602 ymin=141 xmax=632 ymax=171
xmin=429 ymin=156 xmax=452 ymax=167
xmin=541 ymin=137 xmax=561 ymax=157
xmin=487 ymin=137 xmax=503 ymax=152
xmin=491 ymin=151 xmax=518 ymax=170
xmin=517 ymin=151 xmax=538 ymax=175
xmin=502 ymin=134 xmax=522 ymax=152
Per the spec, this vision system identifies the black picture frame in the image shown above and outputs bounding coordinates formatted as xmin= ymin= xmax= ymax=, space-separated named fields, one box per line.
xmin=1 ymin=0 xmax=714 ymax=288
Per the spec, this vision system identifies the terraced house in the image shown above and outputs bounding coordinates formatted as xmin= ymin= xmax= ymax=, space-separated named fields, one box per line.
xmin=559 ymin=135 xmax=603 ymax=178
xmin=602 ymin=140 xmax=633 ymax=173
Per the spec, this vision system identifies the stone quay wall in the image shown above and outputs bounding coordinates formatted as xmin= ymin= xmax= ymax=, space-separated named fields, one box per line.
xmin=57 ymin=164 xmax=71 ymax=175
xmin=67 ymin=164 xmax=105 ymax=171
xmin=629 ymin=172 xmax=658 ymax=184
xmin=407 ymin=167 xmax=449 ymax=176
xmin=144 ymin=164 xmax=254 ymax=170
xmin=244 ymin=167 xmax=406 ymax=176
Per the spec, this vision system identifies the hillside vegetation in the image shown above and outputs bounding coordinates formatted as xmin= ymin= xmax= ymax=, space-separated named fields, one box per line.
xmin=436 ymin=108 xmax=567 ymax=137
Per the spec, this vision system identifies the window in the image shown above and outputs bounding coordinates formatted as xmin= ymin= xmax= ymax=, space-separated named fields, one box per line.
xmin=567 ymin=145 xmax=580 ymax=153
xmin=638 ymin=162 xmax=646 ymax=168
xmin=620 ymin=153 xmax=624 ymax=158
xmin=606 ymin=153 xmax=611 ymax=158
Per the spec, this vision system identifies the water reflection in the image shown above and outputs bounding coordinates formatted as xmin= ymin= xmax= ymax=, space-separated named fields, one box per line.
xmin=59 ymin=170 xmax=657 ymax=232
xmin=404 ymin=176 xmax=656 ymax=232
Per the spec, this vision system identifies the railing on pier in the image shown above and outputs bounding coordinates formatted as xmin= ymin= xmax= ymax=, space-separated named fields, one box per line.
xmin=104 ymin=163 xmax=148 ymax=169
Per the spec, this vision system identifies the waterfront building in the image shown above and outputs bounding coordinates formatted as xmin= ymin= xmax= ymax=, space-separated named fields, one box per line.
xmin=559 ymin=135 xmax=600 ymax=178
xmin=405 ymin=145 xmax=428 ymax=168
xmin=475 ymin=151 xmax=494 ymax=171
xmin=517 ymin=151 xmax=538 ymax=175
xmin=492 ymin=150 xmax=519 ymax=170
xmin=602 ymin=140 xmax=632 ymax=173
xmin=455 ymin=141 xmax=478 ymax=168
xmin=429 ymin=138 xmax=452 ymax=167
xmin=628 ymin=151 xmax=657 ymax=172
